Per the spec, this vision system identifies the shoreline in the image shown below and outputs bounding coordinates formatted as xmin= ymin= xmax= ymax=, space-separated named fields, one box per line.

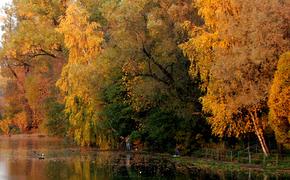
xmin=1 ymin=134 xmax=290 ymax=175
xmin=167 ymin=154 xmax=290 ymax=175
xmin=0 ymin=133 xmax=61 ymax=140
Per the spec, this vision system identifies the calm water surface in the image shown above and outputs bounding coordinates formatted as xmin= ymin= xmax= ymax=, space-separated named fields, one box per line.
xmin=0 ymin=136 xmax=289 ymax=180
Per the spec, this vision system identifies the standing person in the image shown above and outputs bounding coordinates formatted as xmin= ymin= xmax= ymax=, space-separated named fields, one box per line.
xmin=173 ymin=146 xmax=180 ymax=157
xmin=125 ymin=136 xmax=131 ymax=151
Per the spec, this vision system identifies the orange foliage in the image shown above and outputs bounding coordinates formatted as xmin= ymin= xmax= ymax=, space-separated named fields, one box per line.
xmin=0 ymin=119 xmax=10 ymax=135
xmin=12 ymin=112 xmax=27 ymax=132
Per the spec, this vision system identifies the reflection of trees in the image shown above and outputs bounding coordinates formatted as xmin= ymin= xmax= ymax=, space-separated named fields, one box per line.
xmin=3 ymin=147 xmax=290 ymax=179
xmin=46 ymin=160 xmax=104 ymax=180
xmin=43 ymin=152 xmax=179 ymax=179
xmin=7 ymin=139 xmax=33 ymax=178
xmin=45 ymin=161 xmax=74 ymax=179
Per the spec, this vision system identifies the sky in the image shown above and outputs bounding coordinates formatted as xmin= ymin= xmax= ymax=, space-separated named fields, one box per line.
xmin=0 ymin=0 xmax=12 ymax=41
xmin=0 ymin=0 xmax=12 ymax=80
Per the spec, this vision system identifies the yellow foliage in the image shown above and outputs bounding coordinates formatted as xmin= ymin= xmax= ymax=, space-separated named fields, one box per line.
xmin=195 ymin=0 xmax=234 ymax=28
xmin=56 ymin=3 xmax=105 ymax=146
xmin=180 ymin=28 xmax=218 ymax=89
xmin=181 ymin=0 xmax=289 ymax=144
xmin=57 ymin=4 xmax=103 ymax=65
xmin=268 ymin=52 xmax=290 ymax=148
xmin=56 ymin=3 xmax=104 ymax=98
xmin=12 ymin=112 xmax=27 ymax=132
xmin=0 ymin=119 xmax=10 ymax=135
xmin=0 ymin=113 xmax=27 ymax=134
xmin=2 ymin=0 xmax=64 ymax=61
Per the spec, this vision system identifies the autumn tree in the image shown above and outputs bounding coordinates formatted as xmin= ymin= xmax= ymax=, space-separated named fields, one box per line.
xmin=0 ymin=0 xmax=67 ymax=131
xmin=92 ymin=0 xmax=210 ymax=151
xmin=100 ymin=0 xmax=202 ymax=116
xmin=181 ymin=0 xmax=290 ymax=156
xmin=268 ymin=52 xmax=290 ymax=149
xmin=56 ymin=3 xmax=106 ymax=146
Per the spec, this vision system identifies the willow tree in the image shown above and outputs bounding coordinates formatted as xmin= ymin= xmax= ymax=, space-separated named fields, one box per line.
xmin=56 ymin=3 xmax=107 ymax=146
xmin=268 ymin=52 xmax=290 ymax=149
xmin=181 ymin=0 xmax=290 ymax=156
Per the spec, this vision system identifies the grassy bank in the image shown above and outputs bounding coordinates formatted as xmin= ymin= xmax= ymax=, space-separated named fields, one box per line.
xmin=165 ymin=154 xmax=290 ymax=175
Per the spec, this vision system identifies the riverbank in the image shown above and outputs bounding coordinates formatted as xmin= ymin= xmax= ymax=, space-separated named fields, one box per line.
xmin=163 ymin=154 xmax=290 ymax=175
xmin=0 ymin=133 xmax=60 ymax=140
xmin=2 ymin=134 xmax=290 ymax=175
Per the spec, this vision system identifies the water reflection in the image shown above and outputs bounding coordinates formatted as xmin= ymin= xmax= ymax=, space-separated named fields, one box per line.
xmin=0 ymin=160 xmax=8 ymax=179
xmin=0 ymin=136 xmax=289 ymax=179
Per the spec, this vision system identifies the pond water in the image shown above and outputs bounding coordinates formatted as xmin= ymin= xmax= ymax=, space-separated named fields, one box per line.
xmin=0 ymin=135 xmax=288 ymax=180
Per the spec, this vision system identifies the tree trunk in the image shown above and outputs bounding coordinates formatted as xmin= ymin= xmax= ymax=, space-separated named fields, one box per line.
xmin=22 ymin=98 xmax=34 ymax=131
xmin=250 ymin=111 xmax=270 ymax=157
xmin=255 ymin=128 xmax=270 ymax=157
xmin=7 ymin=63 xmax=34 ymax=131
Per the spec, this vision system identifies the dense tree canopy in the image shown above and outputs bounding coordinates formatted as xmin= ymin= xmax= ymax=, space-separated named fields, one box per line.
xmin=0 ymin=0 xmax=289 ymax=155
xmin=181 ymin=0 xmax=290 ymax=155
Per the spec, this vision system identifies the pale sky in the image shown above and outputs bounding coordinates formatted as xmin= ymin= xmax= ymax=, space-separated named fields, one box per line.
xmin=0 ymin=0 xmax=12 ymax=42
